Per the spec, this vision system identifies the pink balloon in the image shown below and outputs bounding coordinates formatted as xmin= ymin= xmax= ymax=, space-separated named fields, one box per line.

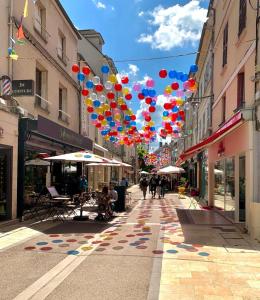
xmin=133 ymin=83 xmax=142 ymax=92
xmin=146 ymin=79 xmax=155 ymax=88
xmin=176 ymin=90 xmax=184 ymax=97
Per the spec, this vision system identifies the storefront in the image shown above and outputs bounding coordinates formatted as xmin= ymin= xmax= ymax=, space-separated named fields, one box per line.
xmin=0 ymin=109 xmax=18 ymax=220
xmin=17 ymin=116 xmax=93 ymax=217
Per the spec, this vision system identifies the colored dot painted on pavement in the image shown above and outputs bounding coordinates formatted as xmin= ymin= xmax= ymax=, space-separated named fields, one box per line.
xmin=126 ymin=234 xmax=135 ymax=237
xmin=113 ymin=246 xmax=124 ymax=250
xmin=166 ymin=249 xmax=178 ymax=254
xmin=136 ymin=233 xmax=145 ymax=236
xmin=118 ymin=240 xmax=128 ymax=244
xmin=58 ymin=244 xmax=70 ymax=248
xmin=171 ymin=242 xmax=181 ymax=245
xmin=109 ymin=233 xmax=118 ymax=236
xmin=67 ymin=250 xmax=79 ymax=255
xmin=186 ymin=248 xmax=198 ymax=252
xmin=95 ymin=247 xmax=106 ymax=252
xmin=81 ymin=246 xmax=93 ymax=251
xmin=78 ymin=241 xmax=87 ymax=244
xmin=92 ymin=241 xmax=102 ymax=244
xmin=52 ymin=240 xmax=63 ymax=244
xmin=136 ymin=245 xmax=147 ymax=249
xmin=152 ymin=250 xmax=164 ymax=254
xmin=100 ymin=243 xmax=110 ymax=247
xmin=198 ymin=252 xmax=210 ymax=257
xmin=25 ymin=246 xmax=36 ymax=250
xmin=36 ymin=242 xmax=48 ymax=246
xmin=66 ymin=239 xmax=77 ymax=243
xmin=135 ymin=241 xmax=146 ymax=245
xmin=62 ymin=234 xmax=72 ymax=237
xmin=130 ymin=243 xmax=138 ymax=246
xmin=139 ymin=238 xmax=150 ymax=241
xmin=104 ymin=237 xmax=113 ymax=240
xmin=84 ymin=235 xmax=94 ymax=239
xmin=40 ymin=247 xmax=52 ymax=251
xmin=49 ymin=234 xmax=60 ymax=237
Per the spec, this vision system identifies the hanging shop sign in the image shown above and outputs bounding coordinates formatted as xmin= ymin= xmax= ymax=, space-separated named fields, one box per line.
xmin=12 ymin=80 xmax=34 ymax=96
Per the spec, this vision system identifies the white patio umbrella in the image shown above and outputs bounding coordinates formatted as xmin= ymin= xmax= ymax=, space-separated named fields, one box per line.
xmin=157 ymin=165 xmax=185 ymax=175
xmin=140 ymin=170 xmax=149 ymax=175
xmin=45 ymin=151 xmax=112 ymax=163
xmin=25 ymin=158 xmax=50 ymax=166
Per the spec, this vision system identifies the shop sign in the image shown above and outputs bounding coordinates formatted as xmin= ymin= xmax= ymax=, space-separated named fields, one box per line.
xmin=12 ymin=80 xmax=34 ymax=96
xmin=37 ymin=116 xmax=93 ymax=151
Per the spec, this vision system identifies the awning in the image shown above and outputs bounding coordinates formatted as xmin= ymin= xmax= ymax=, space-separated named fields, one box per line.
xmin=176 ymin=112 xmax=243 ymax=166
xmin=94 ymin=143 xmax=108 ymax=152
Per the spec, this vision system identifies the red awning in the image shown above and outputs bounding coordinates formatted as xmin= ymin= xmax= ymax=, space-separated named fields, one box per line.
xmin=176 ymin=112 xmax=243 ymax=166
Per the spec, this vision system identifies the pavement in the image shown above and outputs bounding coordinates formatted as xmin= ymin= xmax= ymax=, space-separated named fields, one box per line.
xmin=0 ymin=186 xmax=260 ymax=299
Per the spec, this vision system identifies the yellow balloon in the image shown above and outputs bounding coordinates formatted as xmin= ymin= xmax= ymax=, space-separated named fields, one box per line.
xmin=119 ymin=140 xmax=124 ymax=145
xmin=108 ymin=74 xmax=117 ymax=84
xmin=101 ymin=120 xmax=107 ymax=126
xmin=122 ymin=87 xmax=129 ymax=95
xmin=115 ymin=114 xmax=121 ymax=121
xmin=165 ymin=85 xmax=172 ymax=94
xmin=103 ymin=103 xmax=110 ymax=111
xmin=118 ymin=97 xmax=124 ymax=105
xmin=96 ymin=107 xmax=103 ymax=114
xmin=85 ymin=98 xmax=93 ymax=106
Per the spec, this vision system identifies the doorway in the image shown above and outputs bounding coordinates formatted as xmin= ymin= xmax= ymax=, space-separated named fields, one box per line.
xmin=0 ymin=147 xmax=12 ymax=220
xmin=239 ymin=156 xmax=246 ymax=222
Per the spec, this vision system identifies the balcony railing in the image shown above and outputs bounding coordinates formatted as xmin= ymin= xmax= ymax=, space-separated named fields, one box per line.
xmin=58 ymin=109 xmax=70 ymax=124
xmin=35 ymin=94 xmax=50 ymax=112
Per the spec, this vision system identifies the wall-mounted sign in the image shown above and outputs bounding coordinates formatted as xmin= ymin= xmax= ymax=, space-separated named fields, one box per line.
xmin=12 ymin=80 xmax=34 ymax=96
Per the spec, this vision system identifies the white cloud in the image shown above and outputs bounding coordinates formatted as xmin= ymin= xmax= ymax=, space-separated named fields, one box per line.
xmin=92 ymin=0 xmax=106 ymax=9
xmin=137 ymin=0 xmax=207 ymax=51
xmin=128 ymin=64 xmax=139 ymax=76
xmin=117 ymin=64 xmax=140 ymax=82
xmin=138 ymin=11 xmax=144 ymax=17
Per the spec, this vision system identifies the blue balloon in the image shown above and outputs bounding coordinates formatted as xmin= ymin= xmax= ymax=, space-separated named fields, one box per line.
xmin=190 ymin=64 xmax=198 ymax=73
xmin=77 ymin=73 xmax=85 ymax=82
xmin=117 ymin=126 xmax=123 ymax=132
xmin=130 ymin=121 xmax=136 ymax=126
xmin=177 ymin=116 xmax=182 ymax=121
xmin=172 ymin=106 xmax=179 ymax=113
xmin=91 ymin=113 xmax=98 ymax=120
xmin=101 ymin=65 xmax=110 ymax=74
xmin=142 ymin=88 xmax=149 ymax=97
xmin=169 ymin=70 xmax=177 ymax=79
xmin=93 ymin=100 xmax=101 ymax=107
xmin=176 ymin=72 xmax=183 ymax=80
xmin=151 ymin=100 xmax=156 ymax=106
xmin=125 ymin=115 xmax=131 ymax=121
xmin=110 ymin=136 xmax=115 ymax=142
xmin=106 ymin=116 xmax=113 ymax=122
xmin=150 ymin=127 xmax=156 ymax=131
xmin=148 ymin=89 xmax=156 ymax=97
xmin=101 ymin=130 xmax=108 ymax=136
xmin=86 ymin=80 xmax=94 ymax=89
xmin=109 ymin=121 xmax=115 ymax=127
xmin=180 ymin=73 xmax=189 ymax=82
xmin=163 ymin=111 xmax=169 ymax=117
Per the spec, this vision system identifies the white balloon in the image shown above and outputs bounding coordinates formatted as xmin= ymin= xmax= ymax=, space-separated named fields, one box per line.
xmin=104 ymin=81 xmax=113 ymax=90
xmin=100 ymin=95 xmax=106 ymax=103
xmin=91 ymin=93 xmax=97 ymax=100
xmin=93 ymin=76 xmax=100 ymax=85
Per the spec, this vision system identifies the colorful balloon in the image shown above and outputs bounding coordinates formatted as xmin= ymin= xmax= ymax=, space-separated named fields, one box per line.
xmin=72 ymin=64 xmax=80 ymax=73
xmin=159 ymin=69 xmax=167 ymax=78
xmin=101 ymin=65 xmax=110 ymax=74
xmin=82 ymin=66 xmax=91 ymax=75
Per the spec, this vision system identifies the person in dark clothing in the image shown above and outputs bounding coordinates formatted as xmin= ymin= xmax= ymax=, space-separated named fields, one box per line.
xmin=149 ymin=174 xmax=157 ymax=199
xmin=160 ymin=176 xmax=168 ymax=198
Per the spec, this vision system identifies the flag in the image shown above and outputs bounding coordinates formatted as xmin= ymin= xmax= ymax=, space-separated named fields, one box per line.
xmin=23 ymin=0 xmax=29 ymax=18
xmin=17 ymin=24 xmax=25 ymax=40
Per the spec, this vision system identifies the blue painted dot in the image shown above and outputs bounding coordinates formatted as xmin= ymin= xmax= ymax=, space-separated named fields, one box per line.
xmin=198 ymin=252 xmax=210 ymax=257
xmin=36 ymin=242 xmax=48 ymax=246
xmin=167 ymin=249 xmax=178 ymax=254
xmin=139 ymin=238 xmax=149 ymax=241
xmin=52 ymin=240 xmax=63 ymax=244
xmin=67 ymin=250 xmax=80 ymax=255
xmin=130 ymin=243 xmax=138 ymax=246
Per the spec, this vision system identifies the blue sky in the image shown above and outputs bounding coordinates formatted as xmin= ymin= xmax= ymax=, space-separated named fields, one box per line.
xmin=60 ymin=0 xmax=209 ymax=149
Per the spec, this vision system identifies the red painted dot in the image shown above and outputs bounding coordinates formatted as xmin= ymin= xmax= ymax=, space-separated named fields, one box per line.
xmin=153 ymin=250 xmax=164 ymax=254
xmin=100 ymin=243 xmax=110 ymax=247
xmin=49 ymin=234 xmax=59 ymax=237
xmin=136 ymin=246 xmax=147 ymax=249
xmin=118 ymin=240 xmax=128 ymax=243
xmin=24 ymin=246 xmax=36 ymax=250
xmin=40 ymin=247 xmax=52 ymax=251
xmin=109 ymin=233 xmax=118 ymax=236
xmin=66 ymin=239 xmax=77 ymax=243
xmin=126 ymin=234 xmax=135 ymax=237
xmin=84 ymin=236 xmax=94 ymax=239
xmin=92 ymin=241 xmax=102 ymax=244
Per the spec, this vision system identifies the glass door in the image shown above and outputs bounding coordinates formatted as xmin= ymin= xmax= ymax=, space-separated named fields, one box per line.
xmin=239 ymin=156 xmax=246 ymax=222
xmin=0 ymin=148 xmax=11 ymax=220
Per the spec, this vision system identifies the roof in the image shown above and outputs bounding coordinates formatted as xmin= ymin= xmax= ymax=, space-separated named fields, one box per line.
xmin=79 ymin=29 xmax=105 ymax=45
xmin=55 ymin=0 xmax=81 ymax=39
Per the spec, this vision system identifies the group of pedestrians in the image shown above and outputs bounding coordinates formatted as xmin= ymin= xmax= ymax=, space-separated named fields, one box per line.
xmin=139 ymin=173 xmax=168 ymax=200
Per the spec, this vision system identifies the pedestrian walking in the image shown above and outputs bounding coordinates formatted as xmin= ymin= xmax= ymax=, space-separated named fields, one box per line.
xmin=139 ymin=176 xmax=148 ymax=200
xmin=160 ymin=176 xmax=168 ymax=198
xmin=120 ymin=177 xmax=128 ymax=188
xmin=156 ymin=175 xmax=162 ymax=199
xmin=79 ymin=175 xmax=88 ymax=193
xmin=149 ymin=174 xmax=157 ymax=199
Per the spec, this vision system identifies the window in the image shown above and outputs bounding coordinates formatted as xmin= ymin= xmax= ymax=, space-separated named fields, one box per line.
xmin=57 ymin=32 xmax=66 ymax=63
xmin=35 ymin=67 xmax=48 ymax=110
xmin=222 ymin=23 xmax=228 ymax=67
xmin=237 ymin=72 xmax=245 ymax=109
xmin=238 ymin=0 xmax=247 ymax=36
xmin=222 ymin=95 xmax=226 ymax=124
xmin=58 ymin=86 xmax=68 ymax=123
xmin=34 ymin=2 xmax=47 ymax=40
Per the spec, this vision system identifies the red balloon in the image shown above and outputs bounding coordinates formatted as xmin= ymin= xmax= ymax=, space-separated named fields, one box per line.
xmin=171 ymin=113 xmax=178 ymax=122
xmin=72 ymin=64 xmax=80 ymax=73
xmin=95 ymin=84 xmax=103 ymax=92
xmin=121 ymin=104 xmax=128 ymax=110
xmin=145 ymin=115 xmax=151 ymax=122
xmin=125 ymin=94 xmax=132 ymax=101
xmin=114 ymin=83 xmax=122 ymax=91
xmin=82 ymin=66 xmax=91 ymax=75
xmin=121 ymin=76 xmax=129 ymax=84
xmin=149 ymin=106 xmax=156 ymax=113
xmin=95 ymin=123 xmax=102 ymax=128
xmin=87 ymin=106 xmax=94 ymax=113
xmin=105 ymin=110 xmax=112 ymax=117
xmin=98 ymin=115 xmax=105 ymax=121
xmin=138 ymin=93 xmax=145 ymax=100
xmin=164 ymin=103 xmax=172 ymax=110
xmin=165 ymin=122 xmax=172 ymax=129
xmin=131 ymin=115 xmax=136 ymax=120
xmin=171 ymin=82 xmax=179 ymax=90
xmin=107 ymin=92 xmax=115 ymax=100
xmin=159 ymin=69 xmax=167 ymax=78
xmin=179 ymin=110 xmax=185 ymax=116
xmin=81 ymin=89 xmax=89 ymax=96
xmin=188 ymin=78 xmax=196 ymax=87
xmin=145 ymin=97 xmax=152 ymax=105
xmin=110 ymin=101 xmax=117 ymax=109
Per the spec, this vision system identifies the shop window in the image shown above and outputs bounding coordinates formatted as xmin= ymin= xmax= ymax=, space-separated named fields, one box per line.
xmin=222 ymin=23 xmax=228 ymax=67
xmin=57 ymin=31 xmax=67 ymax=64
xmin=237 ymin=72 xmax=245 ymax=109
xmin=35 ymin=66 xmax=48 ymax=111
xmin=34 ymin=1 xmax=48 ymax=41
xmin=238 ymin=0 xmax=247 ymax=36
xmin=58 ymin=86 xmax=69 ymax=123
